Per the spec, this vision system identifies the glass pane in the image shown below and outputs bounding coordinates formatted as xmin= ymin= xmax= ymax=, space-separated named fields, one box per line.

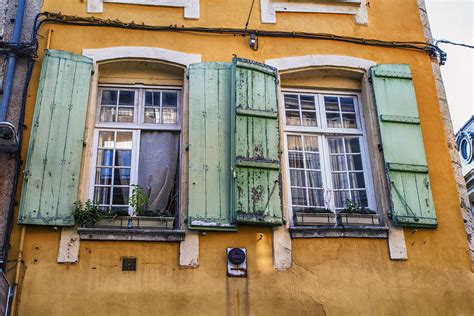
xmin=307 ymin=171 xmax=322 ymax=188
xmin=116 ymin=132 xmax=133 ymax=149
xmin=340 ymin=97 xmax=355 ymax=112
xmin=117 ymin=107 xmax=134 ymax=123
xmin=302 ymin=111 xmax=317 ymax=127
xmin=305 ymin=153 xmax=320 ymax=170
xmin=345 ymin=138 xmax=360 ymax=153
xmin=328 ymin=138 xmax=344 ymax=153
xmin=145 ymin=108 xmax=160 ymax=124
xmin=286 ymin=111 xmax=301 ymax=126
xmin=332 ymin=173 xmax=349 ymax=189
xmin=289 ymin=152 xmax=304 ymax=168
xmin=98 ymin=131 xmax=115 ymax=148
xmin=153 ymin=92 xmax=161 ymax=106
xmin=101 ymin=90 xmax=118 ymax=105
xmin=114 ymin=168 xmax=131 ymax=186
xmin=334 ymin=191 xmax=350 ymax=208
xmin=352 ymin=190 xmax=368 ymax=207
xmin=94 ymin=186 xmax=111 ymax=204
xmin=118 ymin=90 xmax=135 ymax=105
xmin=330 ymin=155 xmax=347 ymax=171
xmin=162 ymin=92 xmax=178 ymax=107
xmin=96 ymin=149 xmax=114 ymax=166
xmin=290 ymin=170 xmax=306 ymax=187
xmin=308 ymin=189 xmax=324 ymax=207
xmin=324 ymin=96 xmax=339 ymax=111
xmin=95 ymin=168 xmax=112 ymax=185
xmin=347 ymin=154 xmax=363 ymax=170
xmin=100 ymin=106 xmax=116 ymax=122
xmin=115 ymin=150 xmax=132 ymax=167
xmin=284 ymin=94 xmax=299 ymax=109
xmin=112 ymin=187 xmax=129 ymax=205
xmin=342 ymin=113 xmax=357 ymax=128
xmin=303 ymin=136 xmax=318 ymax=152
xmin=349 ymin=172 xmax=365 ymax=188
xmin=300 ymin=95 xmax=315 ymax=110
xmin=145 ymin=91 xmax=153 ymax=106
xmin=291 ymin=188 xmax=307 ymax=206
xmin=287 ymin=135 xmax=302 ymax=150
xmin=326 ymin=112 xmax=342 ymax=128
xmin=162 ymin=108 xmax=177 ymax=124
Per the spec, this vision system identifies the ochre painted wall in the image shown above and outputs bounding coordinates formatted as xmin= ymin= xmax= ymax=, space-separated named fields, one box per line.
xmin=7 ymin=0 xmax=474 ymax=315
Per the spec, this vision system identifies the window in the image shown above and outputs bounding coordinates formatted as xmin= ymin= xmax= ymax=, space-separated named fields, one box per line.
xmin=283 ymin=90 xmax=375 ymax=225
xmin=90 ymin=86 xmax=181 ymax=219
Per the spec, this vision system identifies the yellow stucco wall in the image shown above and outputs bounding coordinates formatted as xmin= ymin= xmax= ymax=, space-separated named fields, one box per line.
xmin=7 ymin=0 xmax=474 ymax=315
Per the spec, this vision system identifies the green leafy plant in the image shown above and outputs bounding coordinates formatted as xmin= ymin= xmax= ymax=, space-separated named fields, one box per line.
xmin=297 ymin=207 xmax=333 ymax=214
xmin=129 ymin=185 xmax=149 ymax=216
xmin=73 ymin=200 xmax=103 ymax=227
xmin=341 ymin=199 xmax=376 ymax=214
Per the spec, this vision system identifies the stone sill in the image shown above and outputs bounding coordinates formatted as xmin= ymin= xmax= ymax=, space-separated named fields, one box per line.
xmin=290 ymin=226 xmax=389 ymax=239
xmin=77 ymin=227 xmax=185 ymax=242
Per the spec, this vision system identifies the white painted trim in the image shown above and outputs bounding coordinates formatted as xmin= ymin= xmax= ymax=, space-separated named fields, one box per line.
xmin=87 ymin=0 xmax=200 ymax=19
xmin=260 ymin=0 xmax=368 ymax=25
xmin=82 ymin=46 xmax=201 ymax=66
xmin=266 ymin=55 xmax=375 ymax=72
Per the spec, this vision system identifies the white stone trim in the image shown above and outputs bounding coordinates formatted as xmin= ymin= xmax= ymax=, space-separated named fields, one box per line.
xmin=273 ymin=226 xmax=292 ymax=270
xmin=260 ymin=0 xmax=368 ymax=25
xmin=179 ymin=230 xmax=199 ymax=268
xmin=87 ymin=0 xmax=200 ymax=19
xmin=57 ymin=228 xmax=80 ymax=264
xmin=266 ymin=54 xmax=375 ymax=72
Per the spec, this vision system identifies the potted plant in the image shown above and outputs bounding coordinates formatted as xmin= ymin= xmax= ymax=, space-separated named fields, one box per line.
xmin=338 ymin=199 xmax=380 ymax=226
xmin=73 ymin=200 xmax=103 ymax=228
xmin=294 ymin=207 xmax=337 ymax=226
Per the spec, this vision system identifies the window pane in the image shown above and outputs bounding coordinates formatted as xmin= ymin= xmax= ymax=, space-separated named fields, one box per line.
xmin=284 ymin=94 xmax=299 ymax=109
xmin=112 ymin=187 xmax=129 ymax=205
xmin=332 ymin=173 xmax=349 ymax=189
xmin=114 ymin=168 xmax=131 ymax=186
xmin=286 ymin=111 xmax=301 ymax=126
xmin=330 ymin=155 xmax=347 ymax=171
xmin=308 ymin=189 xmax=324 ymax=207
xmin=117 ymin=107 xmax=134 ymax=123
xmin=94 ymin=187 xmax=111 ymax=204
xmin=289 ymin=152 xmax=304 ymax=168
xmin=352 ymin=190 xmax=368 ymax=207
xmin=307 ymin=171 xmax=322 ymax=188
xmin=291 ymin=188 xmax=307 ymax=206
xmin=302 ymin=111 xmax=317 ymax=127
xmin=101 ymin=90 xmax=117 ymax=105
xmin=153 ymin=92 xmax=161 ymax=106
xmin=145 ymin=108 xmax=160 ymax=124
xmin=342 ymin=113 xmax=357 ymax=128
xmin=116 ymin=132 xmax=133 ymax=149
xmin=99 ymin=131 xmax=115 ymax=148
xmin=115 ymin=150 xmax=132 ymax=167
xmin=300 ymin=95 xmax=315 ymax=110
xmin=162 ymin=92 xmax=178 ymax=107
xmin=100 ymin=106 xmax=116 ymax=122
xmin=340 ymin=97 xmax=355 ymax=112
xmin=349 ymin=172 xmax=365 ymax=188
xmin=162 ymin=108 xmax=177 ymax=124
xmin=326 ymin=112 xmax=342 ymax=128
xmin=328 ymin=138 xmax=344 ymax=153
xmin=324 ymin=96 xmax=339 ymax=111
xmin=334 ymin=191 xmax=350 ymax=209
xmin=145 ymin=91 xmax=153 ymax=106
xmin=305 ymin=153 xmax=320 ymax=170
xmin=95 ymin=168 xmax=112 ymax=185
xmin=345 ymin=138 xmax=360 ymax=153
xmin=118 ymin=90 xmax=135 ymax=105
xmin=347 ymin=154 xmax=363 ymax=170
xmin=97 ymin=149 xmax=113 ymax=166
xmin=287 ymin=135 xmax=302 ymax=150
xmin=303 ymin=136 xmax=318 ymax=152
xmin=290 ymin=170 xmax=306 ymax=187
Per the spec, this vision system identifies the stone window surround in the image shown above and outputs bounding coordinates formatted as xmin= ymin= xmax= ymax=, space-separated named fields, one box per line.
xmin=260 ymin=0 xmax=368 ymax=25
xmin=87 ymin=0 xmax=200 ymax=19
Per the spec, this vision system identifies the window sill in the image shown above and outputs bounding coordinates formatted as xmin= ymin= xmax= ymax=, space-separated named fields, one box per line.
xmin=289 ymin=226 xmax=389 ymax=239
xmin=77 ymin=227 xmax=185 ymax=242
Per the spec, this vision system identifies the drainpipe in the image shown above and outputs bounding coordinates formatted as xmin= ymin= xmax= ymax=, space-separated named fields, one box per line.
xmin=0 ymin=0 xmax=27 ymax=122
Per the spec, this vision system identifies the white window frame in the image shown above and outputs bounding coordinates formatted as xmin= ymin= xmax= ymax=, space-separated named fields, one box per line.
xmin=282 ymin=88 xmax=376 ymax=226
xmin=260 ymin=0 xmax=368 ymax=25
xmin=88 ymin=84 xmax=182 ymax=214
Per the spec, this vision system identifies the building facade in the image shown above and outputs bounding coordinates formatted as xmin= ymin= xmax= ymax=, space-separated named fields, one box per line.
xmin=2 ymin=0 xmax=474 ymax=314
xmin=457 ymin=116 xmax=474 ymax=215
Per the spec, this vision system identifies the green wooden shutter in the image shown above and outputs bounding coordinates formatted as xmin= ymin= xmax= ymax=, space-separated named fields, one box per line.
xmin=18 ymin=49 xmax=93 ymax=226
xmin=231 ymin=58 xmax=283 ymax=225
xmin=371 ymin=64 xmax=437 ymax=228
xmin=188 ymin=63 xmax=237 ymax=231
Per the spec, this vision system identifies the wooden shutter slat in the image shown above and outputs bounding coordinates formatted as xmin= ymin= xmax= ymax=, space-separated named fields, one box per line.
xmin=18 ymin=50 xmax=93 ymax=226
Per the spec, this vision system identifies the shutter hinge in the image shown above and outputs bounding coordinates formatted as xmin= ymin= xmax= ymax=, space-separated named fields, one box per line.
xmin=368 ymin=75 xmax=372 ymax=83
xmin=24 ymin=170 xmax=30 ymax=181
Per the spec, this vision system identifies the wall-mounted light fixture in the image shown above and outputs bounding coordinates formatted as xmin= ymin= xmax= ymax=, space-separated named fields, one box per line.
xmin=249 ymin=33 xmax=258 ymax=51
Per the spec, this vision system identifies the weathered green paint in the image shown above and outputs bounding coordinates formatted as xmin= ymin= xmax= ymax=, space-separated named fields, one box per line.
xmin=371 ymin=64 xmax=437 ymax=228
xmin=187 ymin=63 xmax=237 ymax=231
xmin=231 ymin=58 xmax=283 ymax=225
xmin=18 ymin=49 xmax=93 ymax=226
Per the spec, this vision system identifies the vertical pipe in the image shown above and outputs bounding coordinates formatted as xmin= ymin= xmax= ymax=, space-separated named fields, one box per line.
xmin=0 ymin=0 xmax=27 ymax=121
xmin=9 ymin=225 xmax=26 ymax=316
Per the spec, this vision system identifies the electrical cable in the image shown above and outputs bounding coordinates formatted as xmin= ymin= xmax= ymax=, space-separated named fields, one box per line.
xmin=435 ymin=39 xmax=474 ymax=50
xmin=244 ymin=0 xmax=256 ymax=33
